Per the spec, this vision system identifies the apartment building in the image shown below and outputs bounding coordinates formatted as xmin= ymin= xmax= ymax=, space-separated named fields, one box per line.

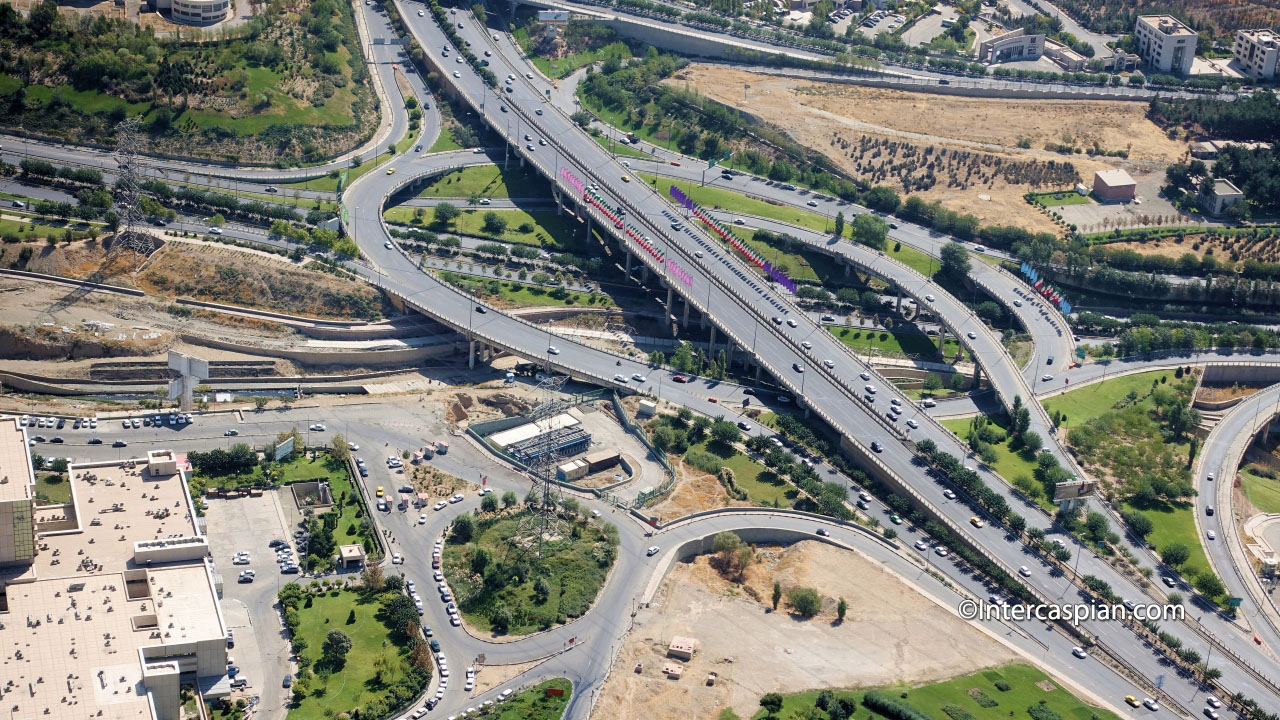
xmin=1233 ymin=28 xmax=1279 ymax=79
xmin=1134 ymin=15 xmax=1197 ymax=75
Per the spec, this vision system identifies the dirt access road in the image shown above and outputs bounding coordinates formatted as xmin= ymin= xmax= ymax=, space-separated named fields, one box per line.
xmin=592 ymin=541 xmax=1018 ymax=720
xmin=671 ymin=66 xmax=1186 ymax=234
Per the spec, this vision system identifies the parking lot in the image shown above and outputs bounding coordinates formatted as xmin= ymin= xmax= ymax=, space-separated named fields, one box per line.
xmin=900 ymin=6 xmax=959 ymax=48
xmin=205 ymin=492 xmax=297 ymax=719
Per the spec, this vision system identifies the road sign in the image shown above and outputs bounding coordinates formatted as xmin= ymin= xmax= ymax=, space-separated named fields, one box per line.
xmin=1076 ymin=347 xmax=1086 ymax=359
xmin=1228 ymin=596 xmax=1244 ymax=608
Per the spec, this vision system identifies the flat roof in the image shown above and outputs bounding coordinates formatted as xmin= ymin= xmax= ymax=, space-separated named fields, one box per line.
xmin=0 ymin=416 xmax=33 ymax=502
xmin=1138 ymin=14 xmax=1196 ymax=36
xmin=488 ymin=413 xmax=581 ymax=448
xmin=1238 ymin=28 xmax=1279 ymax=43
xmin=1213 ymin=178 xmax=1243 ymax=195
xmin=3 ymin=563 xmax=222 ymax=720
xmin=2 ymin=458 xmax=222 ymax=720
xmin=1094 ymin=168 xmax=1136 ymax=186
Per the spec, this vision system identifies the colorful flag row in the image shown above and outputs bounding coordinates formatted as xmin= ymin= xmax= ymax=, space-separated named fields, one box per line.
xmin=667 ymin=186 xmax=797 ymax=294
xmin=668 ymin=259 xmax=693 ymax=288
xmin=1019 ymin=262 xmax=1071 ymax=314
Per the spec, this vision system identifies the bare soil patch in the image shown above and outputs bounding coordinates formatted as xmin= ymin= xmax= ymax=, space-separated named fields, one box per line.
xmin=1197 ymin=382 xmax=1266 ymax=404
xmin=592 ymin=541 xmax=1017 ymax=720
xmin=673 ymin=66 xmax=1184 ymax=234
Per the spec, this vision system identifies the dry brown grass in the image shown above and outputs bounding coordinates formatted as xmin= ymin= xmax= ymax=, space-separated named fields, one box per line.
xmin=671 ymin=66 xmax=1186 ymax=234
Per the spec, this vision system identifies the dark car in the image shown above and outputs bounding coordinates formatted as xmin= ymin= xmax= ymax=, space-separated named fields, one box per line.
xmin=113 ymin=440 xmax=128 ymax=448
xmin=32 ymin=435 xmax=46 ymax=443
xmin=88 ymin=437 xmax=103 ymax=444
xmin=280 ymin=565 xmax=300 ymax=574
xmin=672 ymin=375 xmax=688 ymax=383
xmin=889 ymin=223 xmax=899 ymax=229
xmin=871 ymin=441 xmax=883 ymax=453
xmin=283 ymin=674 xmax=292 ymax=688
xmin=51 ymin=436 xmax=64 ymax=443
xmin=816 ymin=528 xmax=830 ymax=537
xmin=426 ymin=698 xmax=439 ymax=710
xmin=226 ymin=631 xmax=234 ymax=648
xmin=56 ymin=418 xmax=65 ymax=429
xmin=423 ymin=625 xmax=433 ymax=637
xmin=475 ymin=306 xmax=486 ymax=314
xmin=429 ymin=639 xmax=441 ymax=652
xmin=742 ymin=387 xmax=755 ymax=396
xmin=228 ymin=666 xmax=240 ymax=676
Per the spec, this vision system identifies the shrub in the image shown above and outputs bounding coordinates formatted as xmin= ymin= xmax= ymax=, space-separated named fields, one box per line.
xmin=993 ymin=680 xmax=1011 ymax=691
xmin=787 ymin=587 xmax=822 ymax=617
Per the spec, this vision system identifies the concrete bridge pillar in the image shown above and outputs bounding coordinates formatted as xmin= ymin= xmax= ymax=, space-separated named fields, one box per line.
xmin=972 ymin=362 xmax=982 ymax=387
xmin=682 ymin=298 xmax=691 ymax=327
xmin=754 ymin=363 xmax=762 ymax=381
xmin=554 ymin=189 xmax=563 ymax=216
xmin=641 ymin=264 xmax=649 ymax=283
xmin=625 ymin=251 xmax=632 ymax=276
xmin=896 ymin=289 xmax=903 ymax=313
xmin=709 ymin=325 xmax=717 ymax=354
xmin=727 ymin=343 xmax=736 ymax=367
xmin=468 ymin=339 xmax=476 ymax=370
xmin=844 ymin=262 xmax=852 ymax=279
xmin=937 ymin=325 xmax=947 ymax=356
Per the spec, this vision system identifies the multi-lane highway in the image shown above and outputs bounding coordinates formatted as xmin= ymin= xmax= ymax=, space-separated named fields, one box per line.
xmin=5 ymin=1 xmax=1280 ymax=717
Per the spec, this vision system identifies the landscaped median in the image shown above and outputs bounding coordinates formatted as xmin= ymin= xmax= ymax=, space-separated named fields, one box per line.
xmin=383 ymin=206 xmax=582 ymax=250
xmin=414 ymin=164 xmax=549 ymax=200
xmin=441 ymin=503 xmax=619 ymax=636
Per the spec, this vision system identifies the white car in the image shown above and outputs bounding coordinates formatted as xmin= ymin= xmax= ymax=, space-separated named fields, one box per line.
xmin=966 ymin=331 xmax=977 ymax=339
xmin=786 ymin=318 xmax=798 ymax=328
xmin=859 ymin=372 xmax=871 ymax=381
xmin=450 ymin=615 xmax=462 ymax=626
xmin=309 ymin=423 xmax=325 ymax=431
xmin=417 ymin=9 xmax=423 ymax=15
xmin=801 ymin=341 xmax=812 ymax=350
xmin=934 ymin=546 xmax=949 ymax=557
xmin=434 ymin=500 xmax=448 ymax=510
xmin=209 ymin=227 xmax=223 ymax=235
xmin=1072 ymin=646 xmax=1087 ymax=659
xmin=631 ymin=373 xmax=647 ymax=382
xmin=1041 ymin=374 xmax=1054 ymax=382
xmin=823 ymin=359 xmax=835 ymax=368
xmin=547 ymin=346 xmax=560 ymax=355
xmin=646 ymin=546 xmax=660 ymax=556
xmin=924 ymin=294 xmax=935 ymax=302
xmin=906 ymin=419 xmax=919 ymax=429
xmin=1019 ymin=565 xmax=1031 ymax=577
xmin=392 ymin=552 xmax=403 ymax=564
xmin=914 ymin=540 xmax=929 ymax=551
xmin=1207 ymin=530 xmax=1216 ymax=540
xmin=384 ymin=241 xmax=393 ymax=249
xmin=453 ymin=71 xmax=461 ymax=78
xmin=418 ymin=514 xmax=427 ymax=524
xmin=943 ymin=489 xmax=956 ymax=499
xmin=450 ymin=494 xmax=465 ymax=503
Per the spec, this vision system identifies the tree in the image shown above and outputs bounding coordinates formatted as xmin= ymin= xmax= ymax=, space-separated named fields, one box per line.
xmin=1193 ymin=572 xmax=1225 ymax=598
xmin=788 ymin=587 xmax=822 ymax=617
xmin=1021 ymin=431 xmax=1043 ymax=453
xmin=850 ymin=213 xmax=888 ymax=250
xmin=939 ymin=241 xmax=970 ymax=278
xmin=502 ymin=490 xmax=518 ymax=508
xmin=209 ymin=213 xmax=226 ymax=227
xmin=451 ymin=514 xmax=474 ymax=543
xmin=481 ymin=211 xmax=507 ymax=234
xmin=254 ymin=396 xmax=270 ymax=410
xmin=434 ymin=202 xmax=460 ymax=225
xmin=760 ymin=693 xmax=784 ymax=716
xmin=331 ymin=434 xmax=350 ymax=462
xmin=1161 ymin=543 xmax=1190 ymax=568
xmin=481 ymin=494 xmax=499 ymax=513
xmin=471 ymin=547 xmax=491 ymax=575
xmin=1124 ymin=511 xmax=1155 ymax=539
xmin=710 ymin=420 xmax=742 ymax=446
xmin=321 ymin=629 xmax=352 ymax=667
xmin=833 ymin=211 xmax=845 ymax=237
xmin=923 ymin=374 xmax=943 ymax=391
xmin=361 ymin=563 xmax=385 ymax=591
xmin=836 ymin=597 xmax=848 ymax=622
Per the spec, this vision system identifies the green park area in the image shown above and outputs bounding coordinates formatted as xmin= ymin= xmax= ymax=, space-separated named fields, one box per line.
xmin=384 ymin=207 xmax=581 ymax=250
xmin=690 ymin=438 xmax=793 ymax=507
xmin=1041 ymin=369 xmax=1177 ymax=429
xmin=1121 ymin=496 xmax=1214 ymax=581
xmin=1241 ymin=465 xmax=1280 ymax=513
xmin=745 ymin=663 xmax=1119 ymax=720
xmin=416 ymin=165 xmax=548 ymax=199
xmin=439 ymin=272 xmax=613 ymax=309
xmin=474 ymin=679 xmax=572 ymax=719
xmin=941 ymin=416 xmax=1045 ymax=507
xmin=593 ymin=133 xmax=653 ymax=159
xmin=279 ymin=584 xmax=429 ymax=720
xmin=442 ymin=508 xmax=617 ymax=636
xmin=830 ymin=325 xmax=971 ymax=363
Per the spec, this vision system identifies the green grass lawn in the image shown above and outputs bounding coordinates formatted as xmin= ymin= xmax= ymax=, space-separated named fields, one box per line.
xmin=731 ymin=227 xmax=844 ymax=285
xmin=1121 ymin=496 xmax=1215 ymax=583
xmin=1241 ymin=465 xmax=1280 ymax=513
xmin=0 ymin=217 xmax=96 ymax=241
xmin=439 ymin=272 xmax=612 ymax=309
xmin=888 ymin=241 xmax=938 ymax=277
xmin=475 ymin=678 xmax=571 ymax=719
xmin=428 ymin=124 xmax=465 ymax=153
xmin=192 ymin=452 xmax=346 ymax=490
xmin=942 ymin=417 xmax=1051 ymax=510
xmin=751 ymin=663 xmax=1119 ymax=720
xmin=640 ymin=173 xmax=836 ymax=236
xmin=385 ymin=207 xmax=582 ymax=250
xmin=830 ymin=325 xmax=971 ymax=362
xmin=591 ymin=133 xmax=653 ymax=159
xmin=689 ymin=439 xmax=796 ymax=507
xmin=34 ymin=474 xmax=70 ymax=505
xmin=1042 ymin=369 xmax=1178 ymax=429
xmin=442 ymin=512 xmax=613 ymax=635
xmin=1031 ymin=190 xmax=1092 ymax=207
xmin=289 ymin=589 xmax=418 ymax=720
xmin=415 ymin=165 xmax=548 ymax=199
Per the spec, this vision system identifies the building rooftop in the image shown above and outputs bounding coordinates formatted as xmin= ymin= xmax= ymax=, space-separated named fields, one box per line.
xmin=1138 ymin=15 xmax=1196 ymax=36
xmin=1 ymin=458 xmax=223 ymax=720
xmin=0 ymin=416 xmax=33 ymax=502
xmin=1212 ymin=178 xmax=1244 ymax=196
xmin=1238 ymin=28 xmax=1279 ymax=45
xmin=1094 ymin=168 xmax=1136 ymax=186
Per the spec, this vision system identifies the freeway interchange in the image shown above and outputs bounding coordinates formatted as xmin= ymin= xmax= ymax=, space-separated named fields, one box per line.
xmin=6 ymin=1 xmax=1280 ymax=718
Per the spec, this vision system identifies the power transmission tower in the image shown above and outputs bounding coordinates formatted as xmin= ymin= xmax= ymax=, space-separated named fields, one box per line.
xmin=515 ymin=373 xmax=575 ymax=561
xmin=110 ymin=117 xmax=156 ymax=256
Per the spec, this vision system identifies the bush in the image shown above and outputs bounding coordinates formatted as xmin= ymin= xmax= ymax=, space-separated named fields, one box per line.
xmin=787 ymin=587 xmax=822 ymax=617
xmin=861 ymin=691 xmax=932 ymax=720
xmin=684 ymin=448 xmax=722 ymax=474
xmin=993 ymin=680 xmax=1011 ymax=691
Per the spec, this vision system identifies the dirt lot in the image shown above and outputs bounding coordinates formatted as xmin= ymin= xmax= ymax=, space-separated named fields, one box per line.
xmin=592 ymin=541 xmax=1017 ymax=720
xmin=673 ymin=66 xmax=1186 ymax=234
xmin=1 ymin=237 xmax=387 ymax=320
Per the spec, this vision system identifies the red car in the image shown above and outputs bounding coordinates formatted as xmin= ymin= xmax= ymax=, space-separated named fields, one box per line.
xmin=672 ymin=375 xmax=688 ymax=383
xmin=432 ymin=558 xmax=441 ymax=569
xmin=670 ymin=161 xmax=681 ymax=166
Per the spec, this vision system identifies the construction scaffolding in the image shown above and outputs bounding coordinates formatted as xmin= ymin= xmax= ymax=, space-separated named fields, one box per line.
xmin=515 ymin=373 xmax=574 ymax=560
xmin=110 ymin=117 xmax=156 ymax=256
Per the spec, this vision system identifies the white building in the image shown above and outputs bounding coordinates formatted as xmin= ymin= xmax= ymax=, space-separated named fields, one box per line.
xmin=1134 ymin=15 xmax=1197 ymax=75
xmin=151 ymin=0 xmax=232 ymax=25
xmin=0 ymin=439 xmax=230 ymax=720
xmin=978 ymin=28 xmax=1043 ymax=64
xmin=1232 ymin=28 xmax=1280 ymax=79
